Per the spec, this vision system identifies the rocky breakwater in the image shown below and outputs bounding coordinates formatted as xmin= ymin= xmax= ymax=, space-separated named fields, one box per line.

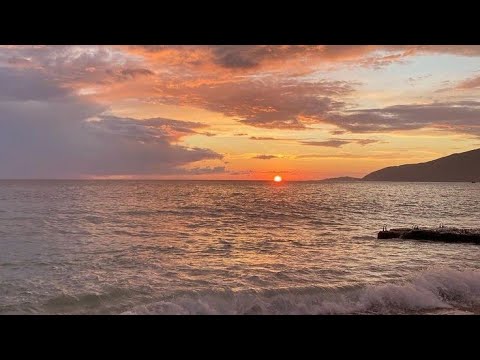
xmin=378 ymin=227 xmax=480 ymax=244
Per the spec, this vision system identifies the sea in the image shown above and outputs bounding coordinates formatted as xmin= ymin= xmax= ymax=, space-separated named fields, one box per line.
xmin=1 ymin=180 xmax=480 ymax=315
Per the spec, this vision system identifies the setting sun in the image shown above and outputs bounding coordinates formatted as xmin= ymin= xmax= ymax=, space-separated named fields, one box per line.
xmin=5 ymin=43 xmax=480 ymax=316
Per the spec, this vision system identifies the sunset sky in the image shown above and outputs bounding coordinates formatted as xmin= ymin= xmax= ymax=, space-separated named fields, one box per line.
xmin=1 ymin=45 xmax=480 ymax=180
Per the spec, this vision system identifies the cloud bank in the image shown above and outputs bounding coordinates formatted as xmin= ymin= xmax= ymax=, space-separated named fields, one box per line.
xmin=0 ymin=66 xmax=222 ymax=178
xmin=2 ymin=45 xmax=480 ymax=177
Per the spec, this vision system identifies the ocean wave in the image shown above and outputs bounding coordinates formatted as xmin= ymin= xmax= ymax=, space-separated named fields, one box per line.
xmin=42 ymin=287 xmax=147 ymax=313
xmin=122 ymin=268 xmax=480 ymax=315
xmin=351 ymin=235 xmax=376 ymax=240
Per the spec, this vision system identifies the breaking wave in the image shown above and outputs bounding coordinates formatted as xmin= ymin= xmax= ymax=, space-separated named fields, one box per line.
xmin=123 ymin=268 xmax=480 ymax=315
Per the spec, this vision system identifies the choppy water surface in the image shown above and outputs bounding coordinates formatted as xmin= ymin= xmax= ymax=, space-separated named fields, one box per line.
xmin=1 ymin=180 xmax=480 ymax=314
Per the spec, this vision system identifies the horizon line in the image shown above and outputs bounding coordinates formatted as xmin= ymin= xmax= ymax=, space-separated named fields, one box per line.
xmin=0 ymin=178 xmax=332 ymax=182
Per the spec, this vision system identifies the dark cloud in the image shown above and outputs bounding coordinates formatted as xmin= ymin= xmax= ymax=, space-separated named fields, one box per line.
xmin=0 ymin=46 xmax=153 ymax=87
xmin=155 ymin=78 xmax=352 ymax=130
xmin=301 ymin=138 xmax=381 ymax=148
xmin=129 ymin=45 xmax=346 ymax=70
xmin=326 ymin=101 xmax=480 ymax=135
xmin=124 ymin=46 xmax=480 ymax=135
xmin=0 ymin=66 xmax=222 ymax=178
xmin=0 ymin=100 xmax=222 ymax=178
xmin=105 ymin=68 xmax=155 ymax=82
xmin=5 ymin=46 xmax=480 ymax=136
xmin=208 ymin=45 xmax=480 ymax=70
xmin=200 ymin=132 xmax=217 ymax=137
xmin=301 ymin=140 xmax=350 ymax=148
xmin=0 ymin=67 xmax=69 ymax=101
xmin=4 ymin=45 xmax=480 ymax=89
xmin=356 ymin=139 xmax=382 ymax=146
xmin=85 ymin=115 xmax=209 ymax=143
xmin=250 ymin=136 xmax=279 ymax=140
xmin=252 ymin=155 xmax=278 ymax=160
xmin=4 ymin=46 xmax=480 ymax=180
xmin=129 ymin=45 xmax=480 ymax=72
xmin=208 ymin=45 xmax=364 ymax=69
xmin=178 ymin=166 xmax=226 ymax=175
xmin=120 ymin=68 xmax=154 ymax=78
xmin=7 ymin=57 xmax=33 ymax=67
xmin=211 ymin=46 xmax=261 ymax=69
xmin=241 ymin=117 xmax=306 ymax=130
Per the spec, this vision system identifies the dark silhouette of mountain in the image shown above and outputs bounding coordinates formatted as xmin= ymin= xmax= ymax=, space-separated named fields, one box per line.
xmin=320 ymin=176 xmax=362 ymax=182
xmin=363 ymin=148 xmax=480 ymax=182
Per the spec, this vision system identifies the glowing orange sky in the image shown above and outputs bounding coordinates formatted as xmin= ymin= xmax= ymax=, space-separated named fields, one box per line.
xmin=1 ymin=45 xmax=480 ymax=179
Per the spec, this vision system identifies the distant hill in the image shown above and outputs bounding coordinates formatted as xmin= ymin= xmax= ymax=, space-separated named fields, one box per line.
xmin=320 ymin=176 xmax=362 ymax=182
xmin=363 ymin=148 xmax=480 ymax=182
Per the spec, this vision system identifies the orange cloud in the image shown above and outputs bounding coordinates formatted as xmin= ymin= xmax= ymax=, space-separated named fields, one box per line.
xmin=456 ymin=75 xmax=480 ymax=89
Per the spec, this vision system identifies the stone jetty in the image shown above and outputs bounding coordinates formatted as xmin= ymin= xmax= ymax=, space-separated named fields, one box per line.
xmin=378 ymin=227 xmax=480 ymax=244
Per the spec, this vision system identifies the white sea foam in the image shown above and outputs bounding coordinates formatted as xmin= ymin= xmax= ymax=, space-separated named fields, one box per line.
xmin=123 ymin=268 xmax=480 ymax=315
